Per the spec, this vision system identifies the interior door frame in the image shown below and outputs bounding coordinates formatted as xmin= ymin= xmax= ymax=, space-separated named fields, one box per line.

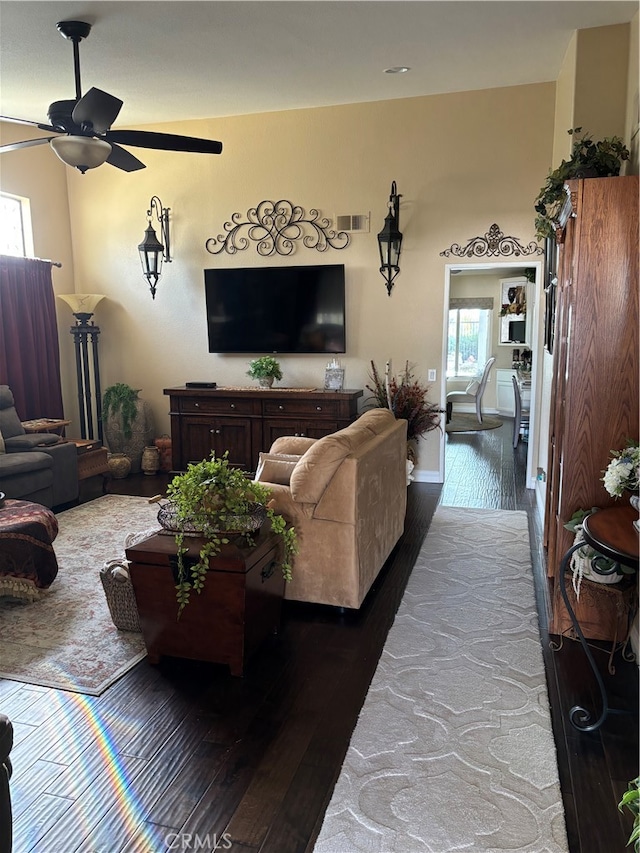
xmin=441 ymin=260 xmax=543 ymax=490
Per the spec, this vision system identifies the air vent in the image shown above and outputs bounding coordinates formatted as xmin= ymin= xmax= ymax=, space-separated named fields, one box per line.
xmin=335 ymin=213 xmax=370 ymax=233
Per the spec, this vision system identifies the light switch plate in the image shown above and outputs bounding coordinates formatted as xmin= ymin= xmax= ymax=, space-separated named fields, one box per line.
xmin=428 ymin=369 xmax=437 ymax=381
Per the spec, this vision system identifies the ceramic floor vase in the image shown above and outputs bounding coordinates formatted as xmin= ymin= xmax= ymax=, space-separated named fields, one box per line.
xmin=104 ymin=399 xmax=155 ymax=473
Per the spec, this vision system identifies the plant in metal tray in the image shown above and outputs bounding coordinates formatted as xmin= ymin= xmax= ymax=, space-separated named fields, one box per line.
xmin=165 ymin=451 xmax=297 ymax=616
xmin=619 ymin=776 xmax=639 ymax=852
xmin=534 ymin=127 xmax=630 ymax=241
xmin=102 ymin=383 xmax=141 ymax=440
xmin=246 ymin=356 xmax=283 ymax=383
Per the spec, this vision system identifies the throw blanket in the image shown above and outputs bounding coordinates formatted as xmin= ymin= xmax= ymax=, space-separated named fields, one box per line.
xmin=0 ymin=499 xmax=59 ymax=600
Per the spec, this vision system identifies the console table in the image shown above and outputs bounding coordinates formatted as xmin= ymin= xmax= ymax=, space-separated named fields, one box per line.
xmin=556 ymin=504 xmax=638 ymax=732
xmin=164 ymin=386 xmax=363 ymax=472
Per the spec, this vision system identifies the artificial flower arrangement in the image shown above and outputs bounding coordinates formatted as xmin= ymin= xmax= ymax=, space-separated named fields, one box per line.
xmin=366 ymin=360 xmax=442 ymax=447
xmin=602 ymin=440 xmax=640 ymax=498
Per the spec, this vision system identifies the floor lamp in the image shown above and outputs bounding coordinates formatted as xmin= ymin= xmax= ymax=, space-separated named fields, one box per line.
xmin=57 ymin=293 xmax=106 ymax=442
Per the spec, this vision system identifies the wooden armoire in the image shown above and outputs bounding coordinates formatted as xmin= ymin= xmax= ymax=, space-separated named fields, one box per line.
xmin=544 ymin=175 xmax=639 ymax=639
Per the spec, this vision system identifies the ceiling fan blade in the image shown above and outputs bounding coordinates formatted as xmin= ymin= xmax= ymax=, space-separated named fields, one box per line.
xmin=0 ymin=137 xmax=54 ymax=153
xmin=72 ymin=87 xmax=123 ymax=134
xmin=104 ymin=129 xmax=223 ymax=155
xmin=0 ymin=115 xmax=58 ymax=133
xmin=106 ymin=143 xmax=146 ymax=172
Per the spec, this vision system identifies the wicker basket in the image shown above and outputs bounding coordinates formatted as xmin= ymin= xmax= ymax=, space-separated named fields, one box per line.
xmin=99 ymin=560 xmax=142 ymax=632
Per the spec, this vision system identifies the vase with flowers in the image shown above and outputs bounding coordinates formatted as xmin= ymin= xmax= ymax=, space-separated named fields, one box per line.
xmin=602 ymin=440 xmax=640 ymax=500
xmin=366 ymin=360 xmax=443 ymax=477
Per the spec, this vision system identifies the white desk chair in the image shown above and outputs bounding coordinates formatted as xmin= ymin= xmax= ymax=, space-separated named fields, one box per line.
xmin=512 ymin=375 xmax=530 ymax=448
xmin=446 ymin=356 xmax=496 ymax=424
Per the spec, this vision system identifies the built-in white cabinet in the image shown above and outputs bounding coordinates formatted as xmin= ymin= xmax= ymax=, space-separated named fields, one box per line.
xmin=496 ymin=369 xmax=530 ymax=417
xmin=498 ymin=276 xmax=531 ymax=346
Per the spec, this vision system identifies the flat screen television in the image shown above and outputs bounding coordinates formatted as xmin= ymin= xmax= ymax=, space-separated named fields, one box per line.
xmin=204 ymin=263 xmax=346 ymax=354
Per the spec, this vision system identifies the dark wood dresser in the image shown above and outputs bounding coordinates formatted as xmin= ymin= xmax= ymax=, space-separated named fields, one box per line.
xmin=163 ymin=386 xmax=363 ymax=472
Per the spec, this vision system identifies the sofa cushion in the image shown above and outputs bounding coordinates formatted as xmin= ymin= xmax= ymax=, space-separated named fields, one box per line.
xmin=255 ymin=452 xmax=301 ymax=486
xmin=290 ymin=423 xmax=374 ymax=505
xmin=5 ymin=434 xmax=59 ymax=451
xmin=0 ymin=429 xmax=4 ymax=454
xmin=0 ymin=451 xmax=52 ymax=476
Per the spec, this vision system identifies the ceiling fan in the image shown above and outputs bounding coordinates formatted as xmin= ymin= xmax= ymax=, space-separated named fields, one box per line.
xmin=0 ymin=20 xmax=223 ymax=173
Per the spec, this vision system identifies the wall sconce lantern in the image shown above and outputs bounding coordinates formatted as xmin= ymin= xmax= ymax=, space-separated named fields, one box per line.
xmin=138 ymin=195 xmax=171 ymax=299
xmin=377 ymin=181 xmax=403 ymax=296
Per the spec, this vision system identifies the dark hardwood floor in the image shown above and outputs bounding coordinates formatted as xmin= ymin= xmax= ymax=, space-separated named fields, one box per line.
xmin=2 ymin=421 xmax=637 ymax=852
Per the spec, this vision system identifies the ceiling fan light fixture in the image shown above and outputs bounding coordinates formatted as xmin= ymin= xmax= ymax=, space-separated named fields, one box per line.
xmin=50 ymin=135 xmax=111 ymax=172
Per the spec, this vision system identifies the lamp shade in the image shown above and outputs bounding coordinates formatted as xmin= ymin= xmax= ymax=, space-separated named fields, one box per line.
xmin=58 ymin=293 xmax=106 ymax=321
xmin=50 ymin=136 xmax=112 ymax=172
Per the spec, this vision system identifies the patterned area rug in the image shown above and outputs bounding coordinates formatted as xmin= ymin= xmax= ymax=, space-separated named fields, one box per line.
xmin=0 ymin=495 xmax=160 ymax=696
xmin=446 ymin=413 xmax=503 ymax=433
xmin=315 ymin=507 xmax=568 ymax=853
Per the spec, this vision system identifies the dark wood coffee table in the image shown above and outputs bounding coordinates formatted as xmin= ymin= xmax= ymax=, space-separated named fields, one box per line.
xmin=126 ymin=528 xmax=284 ymax=676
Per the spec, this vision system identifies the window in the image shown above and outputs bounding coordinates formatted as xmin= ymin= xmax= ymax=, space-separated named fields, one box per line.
xmin=0 ymin=192 xmax=34 ymax=257
xmin=447 ymin=306 xmax=492 ymax=378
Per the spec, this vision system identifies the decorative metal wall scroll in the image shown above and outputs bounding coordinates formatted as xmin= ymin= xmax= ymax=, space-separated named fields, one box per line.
xmin=439 ymin=223 xmax=543 ymax=258
xmin=205 ymin=199 xmax=350 ymax=257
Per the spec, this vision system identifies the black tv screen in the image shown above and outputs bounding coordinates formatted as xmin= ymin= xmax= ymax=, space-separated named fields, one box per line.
xmin=204 ymin=264 xmax=346 ymax=354
xmin=509 ymin=320 xmax=526 ymax=343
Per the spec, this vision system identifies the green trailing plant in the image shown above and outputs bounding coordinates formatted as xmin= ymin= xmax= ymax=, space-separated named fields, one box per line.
xmin=534 ymin=127 xmax=630 ymax=241
xmin=619 ymin=777 xmax=640 ymax=852
xmin=365 ymin=360 xmax=443 ymax=442
xmin=102 ymin=383 xmax=141 ymax=440
xmin=165 ymin=452 xmax=297 ymax=616
xmin=246 ymin=356 xmax=283 ymax=382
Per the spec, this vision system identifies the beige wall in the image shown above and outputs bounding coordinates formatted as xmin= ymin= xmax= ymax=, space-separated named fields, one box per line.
xmin=552 ymin=32 xmax=577 ymax=165
xmin=54 ymin=82 xmax=554 ymax=479
xmin=574 ymin=24 xmax=630 ymax=142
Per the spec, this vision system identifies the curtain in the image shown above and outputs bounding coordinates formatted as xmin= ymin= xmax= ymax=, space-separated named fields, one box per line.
xmin=0 ymin=255 xmax=63 ymax=420
xmin=449 ymin=297 xmax=494 ymax=310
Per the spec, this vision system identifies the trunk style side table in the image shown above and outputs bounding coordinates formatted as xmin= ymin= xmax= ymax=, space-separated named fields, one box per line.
xmin=126 ymin=528 xmax=284 ymax=676
xmin=556 ymin=504 xmax=639 ymax=732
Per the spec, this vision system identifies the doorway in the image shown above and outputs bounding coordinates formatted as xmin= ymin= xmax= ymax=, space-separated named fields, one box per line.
xmin=440 ymin=261 xmax=543 ymax=489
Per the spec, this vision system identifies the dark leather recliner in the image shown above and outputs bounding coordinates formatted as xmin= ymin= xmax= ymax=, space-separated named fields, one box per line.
xmin=0 ymin=385 xmax=78 ymax=507
xmin=0 ymin=714 xmax=13 ymax=853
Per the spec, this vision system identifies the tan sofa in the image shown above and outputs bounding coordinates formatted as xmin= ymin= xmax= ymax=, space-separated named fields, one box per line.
xmin=255 ymin=408 xmax=408 ymax=609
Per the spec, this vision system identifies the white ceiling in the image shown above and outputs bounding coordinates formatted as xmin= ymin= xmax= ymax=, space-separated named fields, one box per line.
xmin=0 ymin=1 xmax=637 ymax=129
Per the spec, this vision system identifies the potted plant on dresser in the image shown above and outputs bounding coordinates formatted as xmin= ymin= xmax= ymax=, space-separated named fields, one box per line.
xmin=246 ymin=356 xmax=283 ymax=388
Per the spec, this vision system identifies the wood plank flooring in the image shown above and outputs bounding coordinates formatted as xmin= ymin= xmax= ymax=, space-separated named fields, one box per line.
xmin=2 ymin=420 xmax=637 ymax=853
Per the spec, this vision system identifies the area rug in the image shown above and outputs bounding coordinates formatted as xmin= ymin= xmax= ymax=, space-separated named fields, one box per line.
xmin=0 ymin=495 xmax=160 ymax=696
xmin=314 ymin=507 xmax=568 ymax=853
xmin=446 ymin=412 xmax=503 ymax=433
